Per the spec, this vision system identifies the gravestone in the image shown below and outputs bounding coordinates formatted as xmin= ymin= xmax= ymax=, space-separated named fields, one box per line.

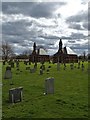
xmin=48 ymin=66 xmax=51 ymax=69
xmin=4 ymin=66 xmax=13 ymax=85
xmin=34 ymin=63 xmax=37 ymax=69
xmin=26 ymin=67 xmax=30 ymax=70
xmin=30 ymin=68 xmax=36 ymax=73
xmin=17 ymin=68 xmax=20 ymax=71
xmin=4 ymin=66 xmax=12 ymax=79
xmin=29 ymin=61 xmax=31 ymax=65
xmin=46 ymin=69 xmax=49 ymax=74
xmin=81 ymin=64 xmax=84 ymax=71
xmin=16 ymin=61 xmax=19 ymax=68
xmin=9 ymin=87 xmax=23 ymax=103
xmin=70 ymin=64 xmax=74 ymax=70
xmin=25 ymin=61 xmax=28 ymax=65
xmin=57 ymin=62 xmax=60 ymax=71
xmin=8 ymin=60 xmax=12 ymax=65
xmin=78 ymin=61 xmax=80 ymax=69
xmin=40 ymin=69 xmax=43 ymax=75
xmin=11 ymin=62 xmax=14 ymax=68
xmin=42 ymin=64 xmax=45 ymax=70
xmin=63 ymin=63 xmax=66 ymax=70
xmin=3 ymin=61 xmax=5 ymax=65
xmin=45 ymin=77 xmax=54 ymax=94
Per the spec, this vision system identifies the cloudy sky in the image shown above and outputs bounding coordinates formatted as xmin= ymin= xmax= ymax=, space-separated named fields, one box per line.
xmin=1 ymin=0 xmax=89 ymax=55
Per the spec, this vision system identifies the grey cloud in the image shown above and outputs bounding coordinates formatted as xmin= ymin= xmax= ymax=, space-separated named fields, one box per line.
xmin=66 ymin=11 xmax=88 ymax=23
xmin=88 ymin=22 xmax=90 ymax=30
xmin=2 ymin=2 xmax=35 ymax=15
xmin=2 ymin=0 xmax=22 ymax=1
xmin=2 ymin=2 xmax=66 ymax=18
xmin=68 ymin=40 xmax=76 ymax=43
xmin=70 ymin=32 xmax=87 ymax=39
xmin=39 ymin=35 xmax=60 ymax=40
xmin=70 ymin=43 xmax=88 ymax=49
xmin=66 ymin=10 xmax=88 ymax=31
xmin=81 ymin=0 xmax=89 ymax=4
xmin=60 ymin=32 xmax=87 ymax=40
xmin=2 ymin=1 xmax=88 ymax=55
xmin=29 ymin=2 xmax=66 ymax=18
xmin=2 ymin=21 xmax=29 ymax=36
xmin=68 ymin=23 xmax=84 ymax=30
xmin=82 ymin=22 xmax=88 ymax=30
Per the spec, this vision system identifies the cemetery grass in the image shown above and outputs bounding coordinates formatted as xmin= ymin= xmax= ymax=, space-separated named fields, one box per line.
xmin=2 ymin=61 xmax=88 ymax=119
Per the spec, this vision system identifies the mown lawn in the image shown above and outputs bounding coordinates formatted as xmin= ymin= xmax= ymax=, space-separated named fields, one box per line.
xmin=2 ymin=61 xmax=88 ymax=119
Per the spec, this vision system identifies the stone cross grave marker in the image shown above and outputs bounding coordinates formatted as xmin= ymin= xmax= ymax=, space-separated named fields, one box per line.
xmin=9 ymin=87 xmax=23 ymax=103
xmin=45 ymin=77 xmax=54 ymax=94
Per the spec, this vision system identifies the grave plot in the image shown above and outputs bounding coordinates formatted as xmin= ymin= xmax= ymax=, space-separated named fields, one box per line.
xmin=9 ymin=87 xmax=23 ymax=103
xmin=30 ymin=68 xmax=36 ymax=73
xmin=45 ymin=77 xmax=54 ymax=94
xmin=57 ymin=62 xmax=60 ymax=71
xmin=81 ymin=63 xmax=85 ymax=71
xmin=4 ymin=66 xmax=13 ymax=85
xmin=70 ymin=63 xmax=74 ymax=70
xmin=40 ymin=69 xmax=43 ymax=75
xmin=26 ymin=67 xmax=30 ymax=70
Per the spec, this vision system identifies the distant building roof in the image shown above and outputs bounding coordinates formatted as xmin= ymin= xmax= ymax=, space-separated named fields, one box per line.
xmin=66 ymin=47 xmax=77 ymax=55
xmin=39 ymin=48 xmax=47 ymax=55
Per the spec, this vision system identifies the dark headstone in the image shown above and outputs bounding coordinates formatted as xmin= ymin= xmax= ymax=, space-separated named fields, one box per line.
xmin=3 ymin=61 xmax=5 ymax=65
xmin=48 ymin=66 xmax=51 ymax=68
xmin=6 ymin=66 xmax=11 ymax=71
xmin=40 ymin=69 xmax=43 ymax=75
xmin=30 ymin=68 xmax=36 ymax=73
xmin=11 ymin=62 xmax=14 ymax=68
xmin=42 ymin=65 xmax=45 ymax=70
xmin=9 ymin=87 xmax=23 ymax=103
xmin=17 ymin=68 xmax=20 ymax=71
xmin=26 ymin=67 xmax=30 ymax=70
xmin=46 ymin=69 xmax=49 ymax=74
xmin=16 ymin=61 xmax=19 ymax=68
xmin=81 ymin=64 xmax=84 ymax=71
xmin=63 ymin=63 xmax=66 ymax=70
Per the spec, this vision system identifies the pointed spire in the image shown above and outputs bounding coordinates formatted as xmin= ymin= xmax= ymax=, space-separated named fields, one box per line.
xmin=59 ymin=39 xmax=62 ymax=51
xmin=33 ymin=42 xmax=36 ymax=52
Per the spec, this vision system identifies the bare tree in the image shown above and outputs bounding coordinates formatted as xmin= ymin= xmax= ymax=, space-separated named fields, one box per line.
xmin=2 ymin=42 xmax=14 ymax=60
xmin=22 ymin=49 xmax=32 ymax=56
